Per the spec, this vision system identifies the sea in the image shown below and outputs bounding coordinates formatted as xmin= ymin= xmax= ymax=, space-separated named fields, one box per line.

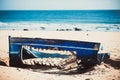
xmin=0 ymin=10 xmax=120 ymax=31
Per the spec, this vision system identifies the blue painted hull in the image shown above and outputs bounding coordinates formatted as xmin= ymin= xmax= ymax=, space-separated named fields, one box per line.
xmin=9 ymin=36 xmax=100 ymax=67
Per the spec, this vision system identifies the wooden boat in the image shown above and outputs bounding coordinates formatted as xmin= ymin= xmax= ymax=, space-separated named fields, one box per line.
xmin=9 ymin=36 xmax=110 ymax=70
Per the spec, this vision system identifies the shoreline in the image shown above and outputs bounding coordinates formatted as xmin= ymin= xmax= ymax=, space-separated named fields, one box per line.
xmin=0 ymin=22 xmax=120 ymax=31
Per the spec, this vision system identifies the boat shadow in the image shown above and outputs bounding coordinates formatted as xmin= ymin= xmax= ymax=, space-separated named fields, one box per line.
xmin=103 ymin=58 xmax=120 ymax=69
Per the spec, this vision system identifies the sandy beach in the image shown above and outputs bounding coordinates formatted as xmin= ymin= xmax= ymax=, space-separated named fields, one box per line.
xmin=0 ymin=30 xmax=120 ymax=80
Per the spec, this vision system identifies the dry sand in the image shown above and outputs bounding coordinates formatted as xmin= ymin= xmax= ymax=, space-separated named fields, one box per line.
xmin=0 ymin=30 xmax=120 ymax=80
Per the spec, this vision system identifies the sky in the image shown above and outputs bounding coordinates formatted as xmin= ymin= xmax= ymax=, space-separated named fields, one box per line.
xmin=0 ymin=0 xmax=120 ymax=10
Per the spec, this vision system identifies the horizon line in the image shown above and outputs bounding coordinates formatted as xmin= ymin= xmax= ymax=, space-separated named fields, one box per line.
xmin=0 ymin=9 xmax=120 ymax=11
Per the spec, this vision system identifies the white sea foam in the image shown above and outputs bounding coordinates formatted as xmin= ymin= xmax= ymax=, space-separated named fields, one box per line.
xmin=0 ymin=22 xmax=120 ymax=32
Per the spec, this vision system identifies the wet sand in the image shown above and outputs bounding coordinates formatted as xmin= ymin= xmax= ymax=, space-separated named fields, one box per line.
xmin=0 ymin=30 xmax=120 ymax=80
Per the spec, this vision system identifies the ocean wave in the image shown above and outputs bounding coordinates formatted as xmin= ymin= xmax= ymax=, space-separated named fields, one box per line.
xmin=0 ymin=22 xmax=120 ymax=32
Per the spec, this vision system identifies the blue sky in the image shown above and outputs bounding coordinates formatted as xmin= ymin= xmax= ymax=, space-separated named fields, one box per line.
xmin=0 ymin=0 xmax=120 ymax=10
